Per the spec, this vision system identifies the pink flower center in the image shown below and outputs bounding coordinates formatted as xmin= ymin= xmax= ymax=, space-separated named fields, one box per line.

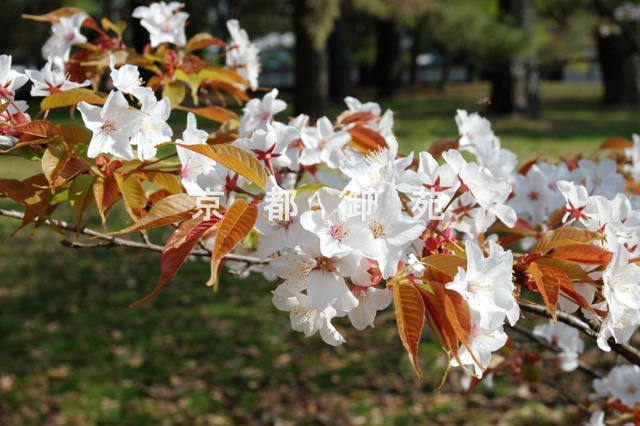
xmin=102 ymin=119 xmax=117 ymax=135
xmin=315 ymin=256 xmax=336 ymax=273
xmin=330 ymin=223 xmax=348 ymax=241
xmin=162 ymin=22 xmax=173 ymax=33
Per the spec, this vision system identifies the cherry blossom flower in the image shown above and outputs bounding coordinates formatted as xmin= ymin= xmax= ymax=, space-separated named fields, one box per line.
xmin=42 ymin=13 xmax=87 ymax=69
xmin=576 ymin=158 xmax=626 ymax=199
xmin=130 ymin=95 xmax=173 ymax=161
xmin=254 ymin=176 xmax=314 ymax=259
xmin=271 ymin=241 xmax=360 ymax=312
xmin=132 ymin=1 xmax=188 ymax=47
xmin=25 ymin=57 xmax=89 ymax=97
xmin=344 ymin=96 xmax=382 ymax=116
xmin=77 ymin=91 xmax=144 ymax=160
xmin=592 ymin=364 xmax=640 ymax=407
xmin=455 ymin=109 xmax=494 ymax=153
xmin=624 ymin=134 xmax=640 ymax=182
xmin=0 ymin=55 xmax=28 ymax=100
xmin=451 ymin=309 xmax=509 ymax=377
xmin=226 ymin=20 xmax=260 ymax=91
xmin=300 ymin=187 xmax=378 ymax=259
xmin=443 ymin=149 xmax=516 ymax=227
xmin=299 ymin=117 xmax=352 ymax=169
xmin=108 ymin=55 xmax=154 ymax=101
xmin=272 ymin=292 xmax=346 ymax=346
xmin=346 ymin=258 xmax=392 ymax=330
xmin=238 ymin=89 xmax=286 ymax=137
xmin=533 ymin=320 xmax=584 ymax=371
xmin=446 ymin=240 xmax=519 ymax=326
xmin=508 ymin=165 xmax=555 ymax=226
xmin=233 ymin=124 xmax=299 ymax=175
xmin=176 ymin=113 xmax=216 ymax=195
xmin=362 ymin=183 xmax=426 ymax=278
xmin=558 ymin=180 xmax=591 ymax=224
xmin=602 ymin=242 xmax=640 ymax=319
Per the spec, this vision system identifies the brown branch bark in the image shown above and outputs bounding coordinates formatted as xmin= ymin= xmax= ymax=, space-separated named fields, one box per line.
xmin=0 ymin=208 xmax=267 ymax=265
xmin=519 ymin=302 xmax=640 ymax=367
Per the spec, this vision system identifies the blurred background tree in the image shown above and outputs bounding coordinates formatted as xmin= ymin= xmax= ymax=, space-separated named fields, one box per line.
xmin=2 ymin=0 xmax=640 ymax=117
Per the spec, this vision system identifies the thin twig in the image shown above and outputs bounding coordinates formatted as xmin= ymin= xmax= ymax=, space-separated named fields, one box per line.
xmin=0 ymin=208 xmax=268 ymax=265
xmin=519 ymin=303 xmax=640 ymax=367
xmin=543 ymin=378 xmax=592 ymax=414
xmin=508 ymin=323 xmax=602 ymax=379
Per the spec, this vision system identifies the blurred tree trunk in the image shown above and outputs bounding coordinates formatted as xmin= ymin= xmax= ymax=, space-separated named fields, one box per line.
xmin=375 ymin=18 xmax=401 ymax=100
xmin=293 ymin=0 xmax=329 ymax=121
xmin=409 ymin=24 xmax=425 ymax=85
xmin=597 ymin=34 xmax=638 ymax=105
xmin=489 ymin=0 xmax=539 ymax=116
xmin=328 ymin=10 xmax=353 ymax=103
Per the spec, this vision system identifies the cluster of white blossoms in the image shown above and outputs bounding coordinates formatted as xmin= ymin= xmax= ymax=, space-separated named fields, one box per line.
xmin=132 ymin=1 xmax=189 ymax=48
xmin=5 ymin=5 xmax=640 ymax=406
xmin=0 ymin=55 xmax=29 ymax=146
xmin=77 ymin=54 xmax=173 ymax=161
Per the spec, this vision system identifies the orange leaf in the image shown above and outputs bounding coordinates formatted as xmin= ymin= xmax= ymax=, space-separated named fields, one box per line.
xmin=58 ymin=123 xmax=92 ymax=145
xmin=348 ymin=124 xmax=387 ymax=152
xmin=140 ymin=171 xmax=181 ymax=194
xmin=533 ymin=227 xmax=603 ymax=254
xmin=185 ymin=33 xmax=226 ymax=51
xmin=600 ymin=137 xmax=634 ymax=150
xmin=338 ymin=111 xmax=380 ymax=126
xmin=527 ymin=262 xmax=560 ymax=322
xmin=429 ymin=139 xmax=459 ymax=159
xmin=115 ymin=174 xmax=147 ymax=221
xmin=93 ymin=175 xmax=119 ymax=224
xmin=22 ymin=7 xmax=87 ymax=23
xmin=40 ymin=88 xmax=106 ymax=110
xmin=420 ymin=254 xmax=467 ymax=281
xmin=178 ymin=106 xmax=239 ymax=123
xmin=198 ymin=67 xmax=250 ymax=87
xmin=113 ymin=194 xmax=197 ymax=233
xmin=173 ymin=143 xmax=267 ymax=189
xmin=393 ymin=280 xmax=425 ymax=378
xmin=0 ymin=179 xmax=59 ymax=232
xmin=15 ymin=120 xmax=60 ymax=138
xmin=41 ymin=138 xmax=74 ymax=189
xmin=550 ymin=244 xmax=613 ymax=265
xmin=68 ymin=175 xmax=95 ymax=233
xmin=207 ymin=198 xmax=258 ymax=290
xmin=131 ymin=216 xmax=221 ymax=307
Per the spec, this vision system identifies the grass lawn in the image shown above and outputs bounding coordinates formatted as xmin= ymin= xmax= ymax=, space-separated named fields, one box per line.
xmin=0 ymin=82 xmax=633 ymax=425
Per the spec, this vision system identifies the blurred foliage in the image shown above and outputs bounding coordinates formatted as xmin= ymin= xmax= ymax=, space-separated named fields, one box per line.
xmin=429 ymin=0 xmax=533 ymax=63
xmin=0 ymin=0 xmax=64 ymax=67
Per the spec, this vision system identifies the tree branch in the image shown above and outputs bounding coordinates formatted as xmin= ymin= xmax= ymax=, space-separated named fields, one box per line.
xmin=519 ymin=302 xmax=640 ymax=367
xmin=508 ymin=323 xmax=602 ymax=379
xmin=0 ymin=208 xmax=268 ymax=265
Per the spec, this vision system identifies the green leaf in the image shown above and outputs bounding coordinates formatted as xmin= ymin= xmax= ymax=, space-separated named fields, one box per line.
xmin=162 ymin=80 xmax=186 ymax=109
